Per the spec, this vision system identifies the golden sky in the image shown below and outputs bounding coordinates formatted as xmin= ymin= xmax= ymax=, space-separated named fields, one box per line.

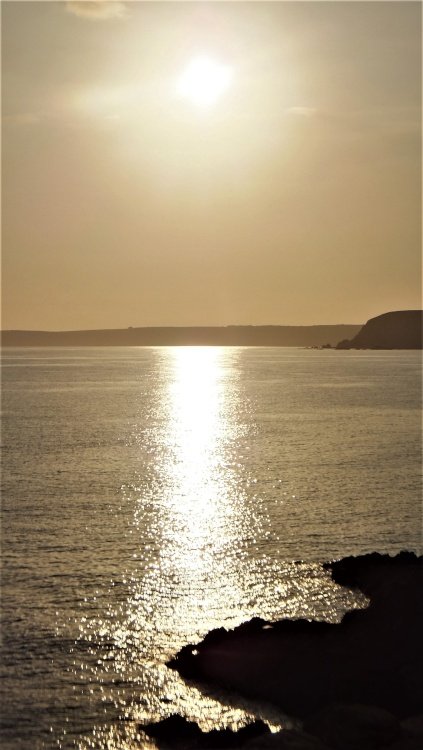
xmin=2 ymin=1 xmax=421 ymax=329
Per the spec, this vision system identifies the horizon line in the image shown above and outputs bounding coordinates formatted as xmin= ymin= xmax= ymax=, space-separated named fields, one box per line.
xmin=2 ymin=323 xmax=364 ymax=334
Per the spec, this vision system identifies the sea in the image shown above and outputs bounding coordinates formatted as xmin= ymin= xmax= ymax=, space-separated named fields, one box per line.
xmin=1 ymin=347 xmax=421 ymax=749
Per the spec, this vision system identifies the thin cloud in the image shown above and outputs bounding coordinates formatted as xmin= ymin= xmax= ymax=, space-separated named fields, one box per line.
xmin=66 ymin=2 xmax=128 ymax=21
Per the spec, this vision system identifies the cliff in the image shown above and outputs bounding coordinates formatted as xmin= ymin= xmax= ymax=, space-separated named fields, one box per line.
xmin=336 ymin=310 xmax=423 ymax=350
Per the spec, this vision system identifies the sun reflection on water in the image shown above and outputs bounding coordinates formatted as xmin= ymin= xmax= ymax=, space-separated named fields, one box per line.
xmin=159 ymin=347 xmax=240 ymax=576
xmin=76 ymin=348 xmax=368 ymax=749
xmin=77 ymin=347 xmax=272 ymax=749
xmin=129 ymin=346 xmax=257 ymax=640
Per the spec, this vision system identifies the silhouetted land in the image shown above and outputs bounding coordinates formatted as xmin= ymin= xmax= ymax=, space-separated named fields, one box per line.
xmin=1 ymin=325 xmax=361 ymax=348
xmin=168 ymin=552 xmax=422 ymax=721
xmin=336 ymin=311 xmax=423 ymax=349
xmin=140 ymin=552 xmax=423 ymax=748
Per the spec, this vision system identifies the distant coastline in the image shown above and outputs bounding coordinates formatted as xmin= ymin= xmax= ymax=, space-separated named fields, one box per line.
xmin=3 ymin=311 xmax=422 ymax=348
xmin=1 ymin=324 xmax=361 ymax=348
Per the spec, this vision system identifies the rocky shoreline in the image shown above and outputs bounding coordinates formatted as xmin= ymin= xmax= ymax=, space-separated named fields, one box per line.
xmin=142 ymin=552 xmax=422 ymax=748
xmin=142 ymin=709 xmax=423 ymax=749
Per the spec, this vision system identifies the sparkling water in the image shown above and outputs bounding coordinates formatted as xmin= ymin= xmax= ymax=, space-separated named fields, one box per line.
xmin=1 ymin=347 xmax=421 ymax=749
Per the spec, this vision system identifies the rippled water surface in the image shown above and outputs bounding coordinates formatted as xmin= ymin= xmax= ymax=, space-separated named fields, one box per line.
xmin=1 ymin=347 xmax=421 ymax=749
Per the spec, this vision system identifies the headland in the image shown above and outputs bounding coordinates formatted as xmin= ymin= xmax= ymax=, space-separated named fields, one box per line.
xmin=142 ymin=551 xmax=423 ymax=748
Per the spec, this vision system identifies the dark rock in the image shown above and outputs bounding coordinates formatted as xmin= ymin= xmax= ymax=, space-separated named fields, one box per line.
xmin=304 ymin=704 xmax=401 ymax=749
xmin=324 ymin=551 xmax=421 ymax=598
xmin=385 ymin=739 xmax=423 ymax=750
xmin=245 ymin=728 xmax=332 ymax=749
xmin=401 ymin=714 xmax=423 ymax=739
xmin=141 ymin=714 xmax=270 ymax=748
xmin=168 ymin=553 xmax=423 ymax=720
xmin=142 ymin=715 xmax=201 ymax=744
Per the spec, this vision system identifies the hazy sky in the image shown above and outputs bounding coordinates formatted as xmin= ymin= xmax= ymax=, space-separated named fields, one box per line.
xmin=2 ymin=1 xmax=421 ymax=329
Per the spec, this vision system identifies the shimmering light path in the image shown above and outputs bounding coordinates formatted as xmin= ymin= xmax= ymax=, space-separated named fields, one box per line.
xmin=75 ymin=349 xmax=368 ymax=748
xmin=2 ymin=348 xmax=420 ymax=749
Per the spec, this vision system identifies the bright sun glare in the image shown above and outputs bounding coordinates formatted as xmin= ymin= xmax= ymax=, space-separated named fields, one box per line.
xmin=177 ymin=56 xmax=233 ymax=108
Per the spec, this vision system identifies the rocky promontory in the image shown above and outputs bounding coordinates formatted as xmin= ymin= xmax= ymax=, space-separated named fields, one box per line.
xmin=167 ymin=552 xmax=422 ymax=721
xmin=336 ymin=310 xmax=423 ymax=349
xmin=140 ymin=552 xmax=422 ymax=748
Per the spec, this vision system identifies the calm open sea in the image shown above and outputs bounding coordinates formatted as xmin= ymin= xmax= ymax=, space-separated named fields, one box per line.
xmin=1 ymin=347 xmax=421 ymax=749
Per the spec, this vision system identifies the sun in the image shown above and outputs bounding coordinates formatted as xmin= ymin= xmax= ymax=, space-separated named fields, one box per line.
xmin=176 ymin=56 xmax=233 ymax=108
